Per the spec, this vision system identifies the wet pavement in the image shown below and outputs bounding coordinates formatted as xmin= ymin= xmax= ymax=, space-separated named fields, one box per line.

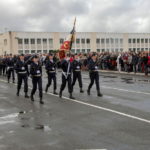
xmin=0 ymin=71 xmax=150 ymax=150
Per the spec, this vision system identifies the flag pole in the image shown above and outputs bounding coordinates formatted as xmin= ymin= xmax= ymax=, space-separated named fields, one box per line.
xmin=69 ymin=17 xmax=76 ymax=52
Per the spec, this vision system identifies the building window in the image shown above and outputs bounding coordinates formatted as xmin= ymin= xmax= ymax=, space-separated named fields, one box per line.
xmin=141 ymin=39 xmax=144 ymax=43
xmin=31 ymin=39 xmax=35 ymax=44
xmin=120 ymin=48 xmax=123 ymax=52
xmin=145 ymin=39 xmax=148 ymax=43
xmin=128 ymin=39 xmax=132 ymax=43
xmin=101 ymin=39 xmax=105 ymax=44
xmin=43 ymin=50 xmax=47 ymax=54
xmin=76 ymin=39 xmax=80 ymax=44
xmin=76 ymin=49 xmax=80 ymax=53
xmin=81 ymin=39 xmax=85 ymax=44
xmin=141 ymin=48 xmax=144 ymax=51
xmin=137 ymin=48 xmax=140 ymax=52
xmin=133 ymin=48 xmax=136 ymax=52
xmin=43 ymin=39 xmax=47 ymax=44
xmin=120 ymin=39 xmax=123 ymax=44
xmin=137 ymin=39 xmax=140 ymax=43
xmin=110 ymin=38 xmax=114 ymax=44
xmin=115 ymin=39 xmax=119 ymax=44
xmin=71 ymin=49 xmax=75 ymax=53
xmin=37 ymin=39 xmax=41 ymax=44
xmin=24 ymin=39 xmax=29 ymax=44
xmin=115 ymin=49 xmax=118 ymax=52
xmin=87 ymin=49 xmax=91 ymax=52
xmin=97 ymin=49 xmax=100 ymax=52
xmin=4 ymin=39 xmax=7 ymax=46
xmin=25 ymin=50 xmax=29 ymax=54
xmin=96 ymin=39 xmax=100 ymax=44
xmin=18 ymin=50 xmax=23 ymax=54
xmin=31 ymin=50 xmax=36 ymax=54
xmin=133 ymin=39 xmax=136 ymax=43
xmin=37 ymin=50 xmax=42 ymax=53
xmin=49 ymin=39 xmax=53 ymax=44
xmin=60 ymin=39 xmax=64 ymax=44
xmin=106 ymin=39 xmax=109 ymax=44
xmin=102 ymin=49 xmax=105 ymax=52
xmin=86 ymin=39 xmax=90 ymax=44
xmin=18 ymin=39 xmax=22 ymax=44
xmin=129 ymin=48 xmax=132 ymax=51
xmin=82 ymin=49 xmax=85 ymax=53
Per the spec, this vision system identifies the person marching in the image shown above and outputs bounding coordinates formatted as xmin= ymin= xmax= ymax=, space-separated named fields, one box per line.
xmin=72 ymin=54 xmax=84 ymax=93
xmin=30 ymin=55 xmax=44 ymax=104
xmin=87 ymin=53 xmax=103 ymax=97
xmin=15 ymin=54 xmax=29 ymax=98
xmin=45 ymin=53 xmax=58 ymax=95
xmin=59 ymin=53 xmax=75 ymax=99
xmin=6 ymin=54 xmax=15 ymax=83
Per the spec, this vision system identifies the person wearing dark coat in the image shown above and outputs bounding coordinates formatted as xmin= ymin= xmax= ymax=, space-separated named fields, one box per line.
xmin=15 ymin=54 xmax=29 ymax=98
xmin=30 ymin=55 xmax=44 ymax=104
xmin=45 ymin=53 xmax=58 ymax=95
xmin=59 ymin=54 xmax=75 ymax=99
xmin=87 ymin=53 xmax=103 ymax=97
xmin=72 ymin=54 xmax=84 ymax=93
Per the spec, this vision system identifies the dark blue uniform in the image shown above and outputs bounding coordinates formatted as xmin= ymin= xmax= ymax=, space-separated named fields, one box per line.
xmin=6 ymin=57 xmax=15 ymax=83
xmin=72 ymin=59 xmax=84 ymax=93
xmin=87 ymin=59 xmax=103 ymax=97
xmin=45 ymin=59 xmax=57 ymax=94
xmin=15 ymin=59 xmax=29 ymax=98
xmin=30 ymin=61 xmax=44 ymax=104
xmin=59 ymin=59 xmax=75 ymax=99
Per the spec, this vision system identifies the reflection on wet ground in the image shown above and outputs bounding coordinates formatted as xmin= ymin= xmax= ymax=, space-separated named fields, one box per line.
xmin=18 ymin=110 xmax=51 ymax=132
xmin=0 ymin=108 xmax=51 ymax=134
xmin=100 ymin=74 xmax=150 ymax=84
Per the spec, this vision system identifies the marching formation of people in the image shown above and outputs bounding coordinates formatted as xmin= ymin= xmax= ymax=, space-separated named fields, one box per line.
xmin=0 ymin=52 xmax=103 ymax=105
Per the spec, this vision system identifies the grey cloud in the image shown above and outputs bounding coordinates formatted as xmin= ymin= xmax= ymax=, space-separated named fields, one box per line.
xmin=0 ymin=0 xmax=150 ymax=33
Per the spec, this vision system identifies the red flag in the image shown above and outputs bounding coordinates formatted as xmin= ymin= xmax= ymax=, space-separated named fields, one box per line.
xmin=59 ymin=18 xmax=76 ymax=60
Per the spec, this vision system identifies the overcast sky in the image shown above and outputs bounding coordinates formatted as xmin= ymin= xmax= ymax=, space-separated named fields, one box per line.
xmin=0 ymin=0 xmax=150 ymax=33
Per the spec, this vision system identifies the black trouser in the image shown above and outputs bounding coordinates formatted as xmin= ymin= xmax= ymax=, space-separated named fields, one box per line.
xmin=60 ymin=74 xmax=72 ymax=93
xmin=7 ymin=69 xmax=15 ymax=81
xmin=31 ymin=77 xmax=43 ymax=98
xmin=0 ymin=65 xmax=2 ymax=75
xmin=72 ymin=71 xmax=83 ymax=88
xmin=133 ymin=64 xmax=137 ymax=73
xmin=88 ymin=72 xmax=100 ymax=91
xmin=46 ymin=73 xmax=57 ymax=90
xmin=2 ymin=65 xmax=6 ymax=75
xmin=17 ymin=74 xmax=28 ymax=93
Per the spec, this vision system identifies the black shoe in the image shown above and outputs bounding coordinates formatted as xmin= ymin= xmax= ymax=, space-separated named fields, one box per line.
xmin=40 ymin=98 xmax=44 ymax=104
xmin=25 ymin=93 xmax=29 ymax=98
xmin=69 ymin=93 xmax=75 ymax=99
xmin=80 ymin=88 xmax=84 ymax=93
xmin=87 ymin=89 xmax=90 ymax=95
xmin=31 ymin=95 xmax=34 ymax=102
xmin=53 ymin=91 xmax=58 ymax=95
xmin=45 ymin=86 xmax=48 ymax=93
xmin=97 ymin=92 xmax=103 ymax=97
xmin=59 ymin=91 xmax=62 ymax=98
xmin=16 ymin=92 xmax=19 ymax=96
xmin=13 ymin=80 xmax=15 ymax=83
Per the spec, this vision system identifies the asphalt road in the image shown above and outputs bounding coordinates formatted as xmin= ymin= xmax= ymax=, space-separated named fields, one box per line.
xmin=0 ymin=71 xmax=150 ymax=150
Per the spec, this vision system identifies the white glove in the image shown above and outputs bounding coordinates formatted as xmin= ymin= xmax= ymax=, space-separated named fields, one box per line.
xmin=37 ymin=70 xmax=40 ymax=74
xmin=21 ymin=67 xmax=25 ymax=70
xmin=95 ymin=66 xmax=98 ymax=70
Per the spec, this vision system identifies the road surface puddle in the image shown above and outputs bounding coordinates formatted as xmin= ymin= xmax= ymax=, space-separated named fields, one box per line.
xmin=0 ymin=113 xmax=18 ymax=125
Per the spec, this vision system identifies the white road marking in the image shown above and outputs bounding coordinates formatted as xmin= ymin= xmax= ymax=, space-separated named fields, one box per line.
xmin=0 ymin=79 xmax=150 ymax=125
xmin=56 ymin=77 xmax=150 ymax=96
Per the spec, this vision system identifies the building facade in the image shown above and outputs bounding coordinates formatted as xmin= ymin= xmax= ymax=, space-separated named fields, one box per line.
xmin=1 ymin=31 xmax=150 ymax=55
